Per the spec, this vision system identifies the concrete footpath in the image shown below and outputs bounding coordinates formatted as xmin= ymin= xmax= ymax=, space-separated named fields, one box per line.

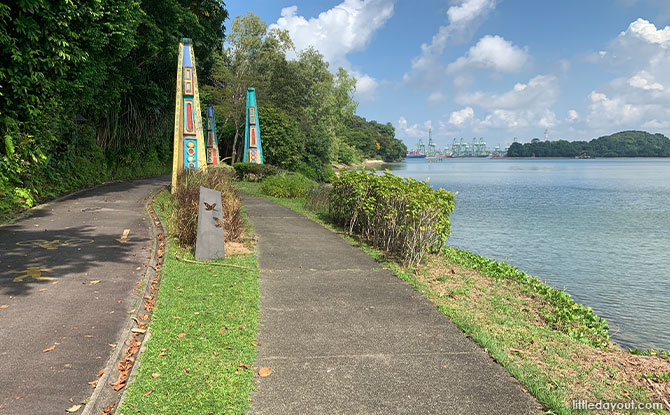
xmin=243 ymin=194 xmax=543 ymax=415
xmin=0 ymin=177 xmax=168 ymax=414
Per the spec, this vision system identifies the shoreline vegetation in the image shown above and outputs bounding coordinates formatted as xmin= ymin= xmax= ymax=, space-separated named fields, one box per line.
xmin=506 ymin=130 xmax=670 ymax=158
xmin=235 ymin=175 xmax=670 ymax=415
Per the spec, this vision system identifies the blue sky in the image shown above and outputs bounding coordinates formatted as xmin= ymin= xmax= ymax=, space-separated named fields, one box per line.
xmin=226 ymin=0 xmax=670 ymax=150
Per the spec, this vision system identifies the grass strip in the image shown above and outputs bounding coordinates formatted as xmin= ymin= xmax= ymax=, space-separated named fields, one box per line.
xmin=236 ymin=180 xmax=670 ymax=415
xmin=118 ymin=189 xmax=259 ymax=415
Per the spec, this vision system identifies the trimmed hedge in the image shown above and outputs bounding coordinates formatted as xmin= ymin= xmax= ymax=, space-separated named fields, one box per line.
xmin=329 ymin=170 xmax=455 ymax=266
xmin=233 ymin=162 xmax=281 ymax=181
xmin=260 ymin=172 xmax=316 ymax=198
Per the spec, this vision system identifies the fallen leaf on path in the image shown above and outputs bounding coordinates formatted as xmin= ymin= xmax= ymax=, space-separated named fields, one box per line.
xmin=52 ymin=281 xmax=59 ymax=285
xmin=88 ymin=379 xmax=98 ymax=388
xmin=97 ymin=369 xmax=104 ymax=377
xmin=39 ymin=288 xmax=48 ymax=292
xmin=102 ymin=404 xmax=114 ymax=414
xmin=177 ymin=333 xmax=186 ymax=338
xmin=65 ymin=404 xmax=82 ymax=413
xmin=131 ymin=328 xmax=146 ymax=334
xmin=88 ymin=280 xmax=100 ymax=285
xmin=258 ymin=367 xmax=272 ymax=377
xmin=42 ymin=345 xmax=56 ymax=353
xmin=151 ymin=373 xmax=160 ymax=378
xmin=0 ymin=305 xmax=8 ymax=309
xmin=138 ymin=313 xmax=149 ymax=320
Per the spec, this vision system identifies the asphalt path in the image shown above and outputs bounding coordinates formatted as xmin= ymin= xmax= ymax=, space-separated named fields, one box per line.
xmin=0 ymin=177 xmax=169 ymax=414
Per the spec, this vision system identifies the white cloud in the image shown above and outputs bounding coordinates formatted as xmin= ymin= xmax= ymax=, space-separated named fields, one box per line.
xmin=456 ymin=75 xmax=558 ymax=110
xmin=583 ymin=18 xmax=670 ymax=133
xmin=396 ymin=116 xmax=430 ymax=138
xmin=452 ymin=75 xmax=559 ymax=130
xmin=568 ymin=110 xmax=579 ymax=121
xmin=628 ymin=71 xmax=664 ymax=91
xmin=270 ymin=0 xmax=395 ymax=99
xmin=621 ymin=18 xmax=670 ymax=47
xmin=403 ymin=0 xmax=497 ymax=88
xmin=447 ymin=35 xmax=528 ymax=73
xmin=427 ymin=92 xmax=448 ymax=106
xmin=449 ymin=107 xmax=474 ymax=126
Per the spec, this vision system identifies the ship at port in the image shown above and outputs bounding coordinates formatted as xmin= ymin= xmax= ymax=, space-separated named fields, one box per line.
xmin=406 ymin=129 xmax=509 ymax=159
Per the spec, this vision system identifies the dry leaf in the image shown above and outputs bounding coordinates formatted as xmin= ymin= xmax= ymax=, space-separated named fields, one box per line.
xmin=157 ymin=352 xmax=166 ymax=358
xmin=102 ymin=404 xmax=114 ymax=414
xmin=151 ymin=373 xmax=160 ymax=378
xmin=88 ymin=380 xmax=98 ymax=388
xmin=131 ymin=328 xmax=146 ymax=334
xmin=97 ymin=369 xmax=104 ymax=377
xmin=39 ymin=288 xmax=48 ymax=292
xmin=143 ymin=387 xmax=154 ymax=396
xmin=219 ymin=328 xmax=227 ymax=333
xmin=239 ymin=363 xmax=251 ymax=369
xmin=52 ymin=281 xmax=59 ymax=285
xmin=42 ymin=345 xmax=56 ymax=353
xmin=88 ymin=280 xmax=100 ymax=285
xmin=0 ymin=305 xmax=8 ymax=309
xmin=258 ymin=367 xmax=272 ymax=377
xmin=177 ymin=333 xmax=186 ymax=338
xmin=138 ymin=314 xmax=149 ymax=320
xmin=65 ymin=404 xmax=82 ymax=413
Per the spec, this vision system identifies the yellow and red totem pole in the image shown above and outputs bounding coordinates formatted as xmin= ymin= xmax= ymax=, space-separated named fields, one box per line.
xmin=243 ymin=88 xmax=263 ymax=164
xmin=172 ymin=38 xmax=207 ymax=192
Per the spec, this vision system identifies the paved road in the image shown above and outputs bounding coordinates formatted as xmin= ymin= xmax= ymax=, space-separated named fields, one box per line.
xmin=243 ymin=195 xmax=543 ymax=415
xmin=0 ymin=177 xmax=169 ymax=414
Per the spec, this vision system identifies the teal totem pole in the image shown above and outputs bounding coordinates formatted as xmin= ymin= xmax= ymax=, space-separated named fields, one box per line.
xmin=243 ymin=88 xmax=263 ymax=164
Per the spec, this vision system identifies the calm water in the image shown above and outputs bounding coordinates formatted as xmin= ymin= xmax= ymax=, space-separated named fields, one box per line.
xmin=384 ymin=158 xmax=670 ymax=350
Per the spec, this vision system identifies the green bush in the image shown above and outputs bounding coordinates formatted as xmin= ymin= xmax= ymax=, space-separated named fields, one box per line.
xmin=329 ymin=170 xmax=455 ymax=267
xmin=233 ymin=162 xmax=281 ymax=182
xmin=260 ymin=173 xmax=316 ymax=198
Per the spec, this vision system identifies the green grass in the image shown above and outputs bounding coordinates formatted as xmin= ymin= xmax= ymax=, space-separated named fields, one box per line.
xmin=119 ymin=190 xmax=259 ymax=415
xmin=235 ymin=180 xmax=670 ymax=415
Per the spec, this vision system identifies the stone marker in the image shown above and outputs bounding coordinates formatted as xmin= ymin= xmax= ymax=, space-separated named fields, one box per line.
xmin=195 ymin=186 xmax=225 ymax=260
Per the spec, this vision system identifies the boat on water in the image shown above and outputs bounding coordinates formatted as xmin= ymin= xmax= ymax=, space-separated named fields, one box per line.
xmin=406 ymin=151 xmax=427 ymax=158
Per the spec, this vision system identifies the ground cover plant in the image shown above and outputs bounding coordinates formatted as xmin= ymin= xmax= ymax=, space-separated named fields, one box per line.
xmin=236 ymin=179 xmax=670 ymax=415
xmin=259 ymin=172 xmax=316 ymax=198
xmin=119 ymin=182 xmax=259 ymax=414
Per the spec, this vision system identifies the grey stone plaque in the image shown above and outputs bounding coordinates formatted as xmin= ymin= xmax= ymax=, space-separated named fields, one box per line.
xmin=195 ymin=186 xmax=225 ymax=260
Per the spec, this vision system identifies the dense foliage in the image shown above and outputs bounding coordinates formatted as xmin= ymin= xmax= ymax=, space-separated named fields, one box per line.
xmin=329 ymin=170 xmax=455 ymax=267
xmin=507 ymin=130 xmax=670 ymax=158
xmin=232 ymin=162 xmax=280 ymax=181
xmin=209 ymin=13 xmax=405 ymax=181
xmin=0 ymin=0 xmax=228 ymax=218
xmin=260 ymin=172 xmax=316 ymax=198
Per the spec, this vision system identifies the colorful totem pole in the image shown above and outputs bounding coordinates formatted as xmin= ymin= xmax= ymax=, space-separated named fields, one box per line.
xmin=172 ymin=38 xmax=207 ymax=192
xmin=206 ymin=105 xmax=219 ymax=165
xmin=243 ymin=88 xmax=263 ymax=164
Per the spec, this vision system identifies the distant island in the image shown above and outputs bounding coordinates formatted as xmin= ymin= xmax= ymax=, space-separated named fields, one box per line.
xmin=506 ymin=130 xmax=670 ymax=158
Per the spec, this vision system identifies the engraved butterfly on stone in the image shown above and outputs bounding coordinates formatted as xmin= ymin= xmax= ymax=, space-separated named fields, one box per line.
xmin=213 ymin=217 xmax=225 ymax=228
xmin=204 ymin=202 xmax=217 ymax=211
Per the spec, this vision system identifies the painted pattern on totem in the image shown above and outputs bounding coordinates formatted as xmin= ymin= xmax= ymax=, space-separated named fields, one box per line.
xmin=243 ymin=88 xmax=263 ymax=164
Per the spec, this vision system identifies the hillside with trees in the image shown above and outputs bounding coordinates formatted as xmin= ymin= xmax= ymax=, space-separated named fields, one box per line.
xmin=506 ymin=131 xmax=670 ymax=158
xmin=208 ymin=13 xmax=405 ymax=181
xmin=0 ymin=6 xmax=404 ymax=217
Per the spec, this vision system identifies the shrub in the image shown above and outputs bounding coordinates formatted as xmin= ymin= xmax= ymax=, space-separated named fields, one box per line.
xmin=233 ymin=162 xmax=281 ymax=182
xmin=260 ymin=173 xmax=317 ymax=198
xmin=171 ymin=167 xmax=244 ymax=247
xmin=329 ymin=170 xmax=455 ymax=267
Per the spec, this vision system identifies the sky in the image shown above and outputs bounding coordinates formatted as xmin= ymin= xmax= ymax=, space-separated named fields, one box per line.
xmin=226 ymin=0 xmax=670 ymax=150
